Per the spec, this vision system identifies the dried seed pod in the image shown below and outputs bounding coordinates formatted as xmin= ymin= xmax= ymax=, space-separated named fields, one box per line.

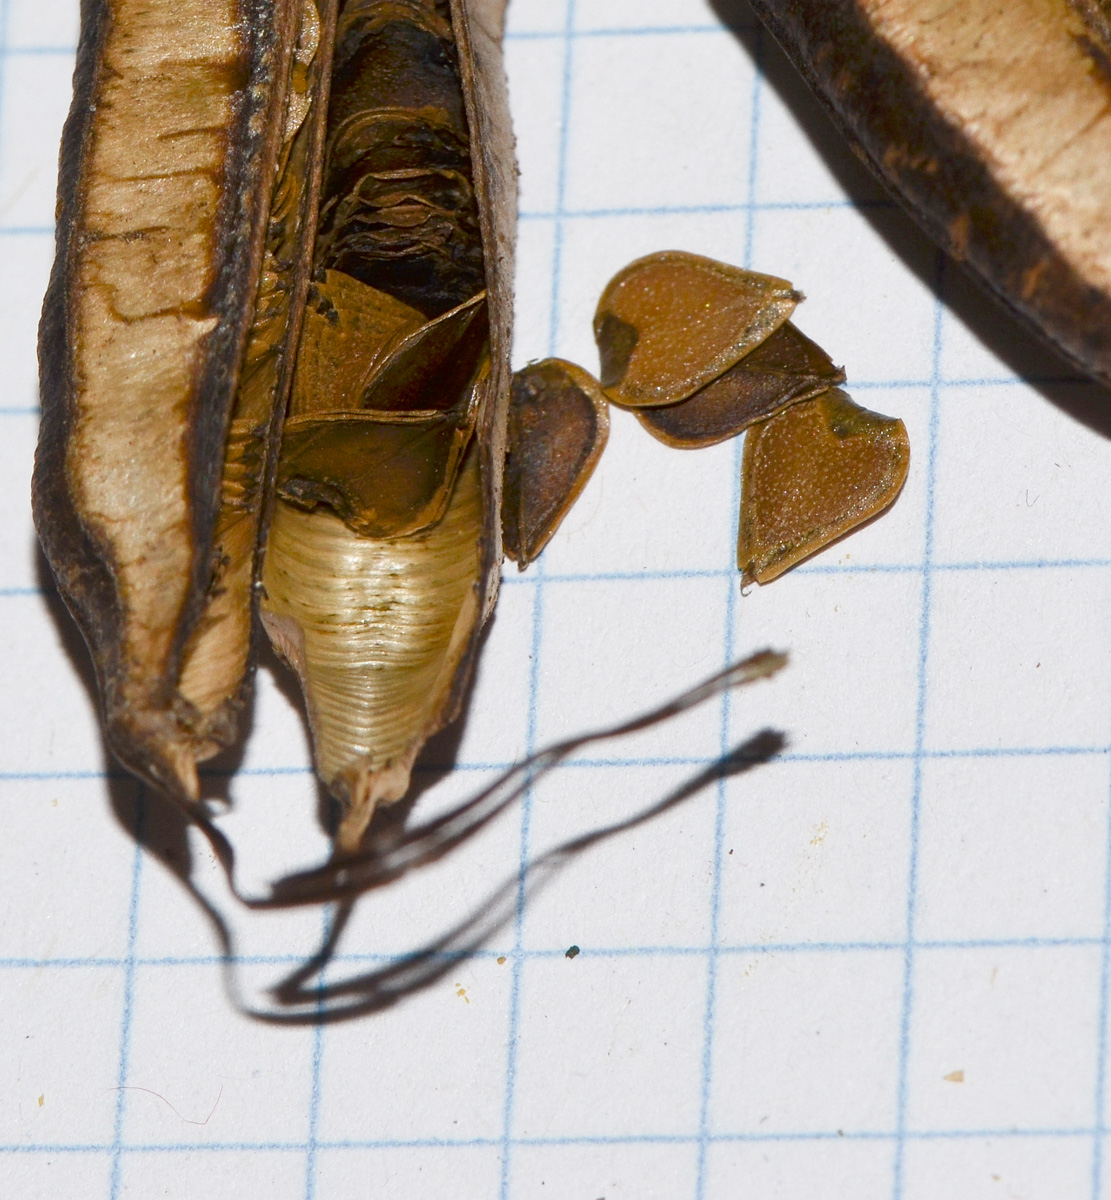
xmin=34 ymin=0 xmax=340 ymax=801
xmin=257 ymin=0 xmax=514 ymax=849
xmin=33 ymin=0 xmax=517 ymax=830
xmin=33 ymin=0 xmax=908 ymax=875
xmin=749 ymin=0 xmax=1111 ymax=387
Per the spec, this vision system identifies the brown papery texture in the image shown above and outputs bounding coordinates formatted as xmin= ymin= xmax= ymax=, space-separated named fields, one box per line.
xmin=177 ymin=0 xmax=338 ymax=753
xmin=750 ymin=0 xmax=1111 ymax=387
xmin=33 ymin=0 xmax=516 ymax=815
xmin=34 ymin=0 xmax=309 ymax=800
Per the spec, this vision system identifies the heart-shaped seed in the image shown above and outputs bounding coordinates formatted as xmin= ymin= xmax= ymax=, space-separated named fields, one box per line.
xmin=738 ymin=388 xmax=910 ymax=585
xmin=594 ymin=250 xmax=800 ymax=407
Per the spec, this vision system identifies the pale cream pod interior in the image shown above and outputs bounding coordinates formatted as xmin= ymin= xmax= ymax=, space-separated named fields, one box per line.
xmin=260 ymin=446 xmax=484 ymax=852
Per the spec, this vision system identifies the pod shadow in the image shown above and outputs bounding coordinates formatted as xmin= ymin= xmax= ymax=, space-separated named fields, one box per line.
xmin=34 ymin=544 xmax=196 ymax=877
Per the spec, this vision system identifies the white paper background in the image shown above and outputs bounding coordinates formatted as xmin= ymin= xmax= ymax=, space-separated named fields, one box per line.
xmin=4 ymin=0 xmax=1111 ymax=1196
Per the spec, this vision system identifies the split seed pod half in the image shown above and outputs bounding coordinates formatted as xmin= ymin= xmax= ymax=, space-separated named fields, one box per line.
xmin=749 ymin=0 xmax=1111 ymax=387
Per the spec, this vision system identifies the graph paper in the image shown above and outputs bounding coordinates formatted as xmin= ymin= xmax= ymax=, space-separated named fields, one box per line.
xmin=4 ymin=0 xmax=1111 ymax=1195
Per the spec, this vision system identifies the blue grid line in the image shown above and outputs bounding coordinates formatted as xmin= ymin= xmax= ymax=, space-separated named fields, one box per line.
xmin=6 ymin=932 xmax=1111 ymax=977
xmin=6 ymin=17 xmax=772 ymax=58
xmin=236 ymin=746 xmax=1111 ymax=772
xmin=498 ymin=5 xmax=577 ymax=1195
xmin=9 ymin=5 xmax=1106 ymax=1196
xmin=13 ymin=553 xmax=1111 ymax=607
xmin=0 ymin=12 xmax=763 ymax=62
xmin=4 ymin=44 xmax=72 ymax=54
xmin=6 ymin=1124 xmax=1108 ymax=1156
xmin=506 ymin=556 xmax=1111 ymax=581
xmin=495 ymin=553 xmax=1111 ymax=578
xmin=0 ymin=353 xmax=1091 ymax=401
xmin=302 ymin=909 xmax=331 ymax=1200
xmin=0 ymin=0 xmax=11 ymax=189
xmin=4 ymin=356 xmax=1093 ymax=409
xmin=0 ymin=21 xmax=756 ymax=52
xmin=518 ymin=197 xmax=895 ymax=219
xmin=505 ymin=24 xmax=735 ymax=43
xmin=497 ymin=563 xmax=544 ymax=1197
xmin=7 ymin=739 xmax=1111 ymax=788
xmin=107 ymin=789 xmax=144 ymax=1200
xmin=514 ymin=557 xmax=1111 ymax=579
xmin=14 ymin=548 xmax=1111 ymax=610
xmin=1091 ymin=688 xmax=1111 ymax=1196
xmin=0 ymin=769 xmax=139 ymax=780
xmin=432 ymin=743 xmax=1111 ymax=765
xmin=891 ymin=251 xmax=947 ymax=1200
xmin=867 ymin=373 xmax=1093 ymax=388
xmin=694 ymin=19 xmax=767 ymax=1200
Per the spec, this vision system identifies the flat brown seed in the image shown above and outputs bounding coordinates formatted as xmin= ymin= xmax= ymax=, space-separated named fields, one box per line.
xmin=503 ymin=358 xmax=609 ymax=567
xmin=636 ymin=321 xmax=846 ymax=449
xmin=288 ymin=270 xmax=426 ymax=418
xmin=358 ymin=291 xmax=489 ymax=413
xmin=276 ymin=386 xmax=480 ymax=539
xmin=594 ymin=250 xmax=801 ymax=408
xmin=738 ymin=388 xmax=910 ymax=585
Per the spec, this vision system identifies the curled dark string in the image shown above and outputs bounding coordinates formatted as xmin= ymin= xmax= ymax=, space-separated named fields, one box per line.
xmin=179 ymin=651 xmax=787 ymax=1022
xmin=193 ymin=649 xmax=786 ymax=909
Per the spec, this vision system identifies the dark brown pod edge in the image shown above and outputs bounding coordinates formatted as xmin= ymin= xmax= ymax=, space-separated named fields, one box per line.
xmin=749 ymin=0 xmax=1111 ymax=388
